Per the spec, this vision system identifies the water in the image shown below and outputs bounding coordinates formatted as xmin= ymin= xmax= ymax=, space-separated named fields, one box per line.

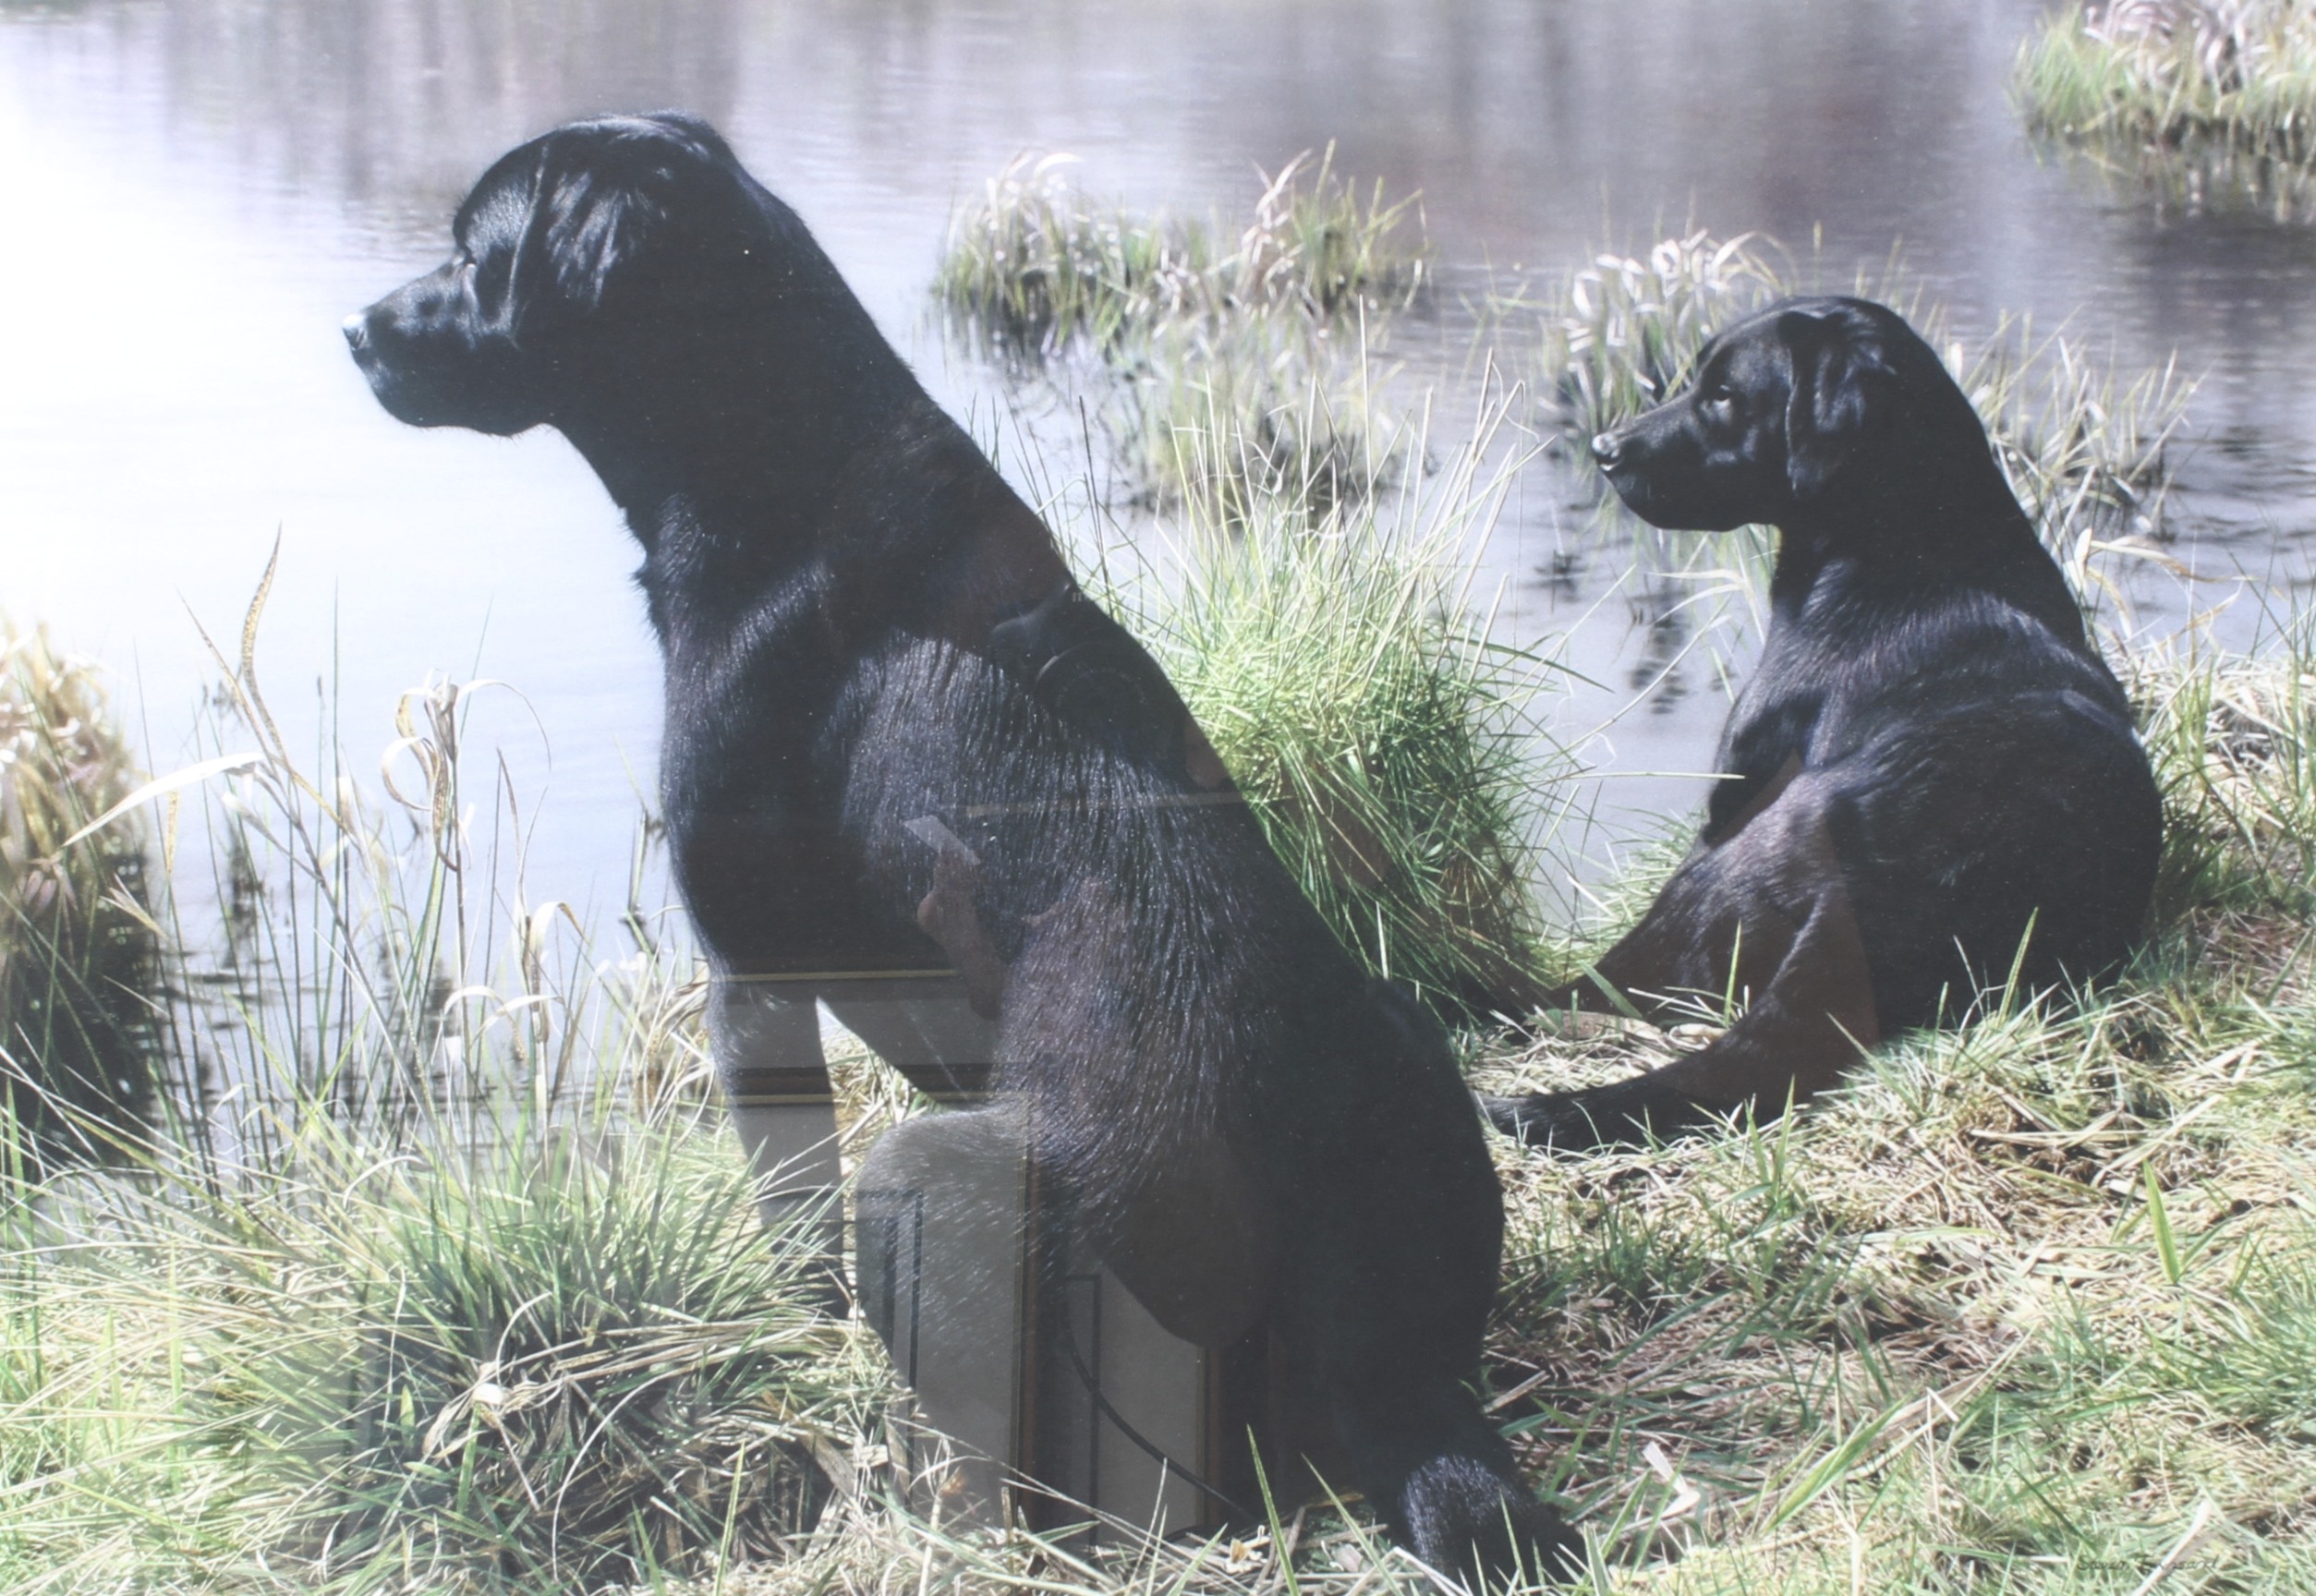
xmin=5 ymin=0 xmax=2313 ymax=913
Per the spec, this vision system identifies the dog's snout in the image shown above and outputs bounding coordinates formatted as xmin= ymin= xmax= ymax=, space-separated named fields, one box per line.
xmin=342 ymin=312 xmax=371 ymax=355
xmin=1590 ymin=430 xmax=1624 ymax=468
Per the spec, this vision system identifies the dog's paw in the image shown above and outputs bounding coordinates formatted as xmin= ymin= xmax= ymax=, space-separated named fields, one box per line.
xmin=1479 ymin=1089 xmax=1618 ymax=1153
xmin=1398 ymin=1455 xmax=1586 ymax=1589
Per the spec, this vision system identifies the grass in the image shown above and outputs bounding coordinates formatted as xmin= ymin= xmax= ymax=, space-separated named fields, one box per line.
xmin=1118 ymin=381 xmax=1569 ymax=1021
xmin=934 ymin=146 xmax=1426 ymax=358
xmin=1106 ymin=311 xmax=1408 ymax=522
xmin=0 ymin=625 xmax=161 ymax=1164
xmin=11 ymin=538 xmax=2316 ymax=1596
xmin=2131 ymin=623 xmax=2316 ymax=925
xmin=0 ymin=590 xmax=880 ymax=1594
xmin=2017 ymin=1 xmax=2316 ymax=187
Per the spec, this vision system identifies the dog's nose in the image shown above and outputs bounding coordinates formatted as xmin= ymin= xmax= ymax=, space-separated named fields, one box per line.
xmin=341 ymin=312 xmax=370 ymax=352
xmin=1590 ymin=431 xmax=1623 ymax=468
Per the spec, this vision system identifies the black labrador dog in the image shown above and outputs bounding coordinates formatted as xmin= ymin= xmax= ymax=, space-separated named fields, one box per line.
xmin=346 ymin=114 xmax=1576 ymax=1582
xmin=1485 ymin=296 xmax=2163 ymax=1149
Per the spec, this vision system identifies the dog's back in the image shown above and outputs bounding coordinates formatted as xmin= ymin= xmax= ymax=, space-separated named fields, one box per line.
xmin=1724 ymin=497 xmax=2159 ymax=1028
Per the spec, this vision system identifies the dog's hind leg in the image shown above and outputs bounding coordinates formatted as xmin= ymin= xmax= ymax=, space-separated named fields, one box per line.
xmin=1291 ymin=1161 xmax=1584 ymax=1584
xmin=1484 ymin=794 xmax=1881 ymax=1150
xmin=1280 ymin=995 xmax=1584 ymax=1585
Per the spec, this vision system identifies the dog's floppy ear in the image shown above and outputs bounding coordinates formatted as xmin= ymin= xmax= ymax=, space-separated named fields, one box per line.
xmin=1779 ymin=303 xmax=1895 ymax=500
xmin=509 ymin=115 xmax=737 ymax=337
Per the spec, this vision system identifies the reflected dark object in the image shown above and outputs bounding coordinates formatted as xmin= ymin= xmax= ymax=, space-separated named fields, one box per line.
xmin=1487 ymin=296 xmax=2164 ymax=1150
xmin=1623 ymin=575 xmax=1692 ymax=712
xmin=347 ymin=114 xmax=1579 ymax=1583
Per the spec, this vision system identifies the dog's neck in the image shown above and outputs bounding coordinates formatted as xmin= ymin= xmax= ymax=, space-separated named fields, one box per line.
xmin=1769 ymin=452 xmax=2092 ymax=650
xmin=557 ymin=370 xmax=1074 ymax=665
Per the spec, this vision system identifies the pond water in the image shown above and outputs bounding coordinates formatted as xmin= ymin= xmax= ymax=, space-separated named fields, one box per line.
xmin=5 ymin=0 xmax=2314 ymax=916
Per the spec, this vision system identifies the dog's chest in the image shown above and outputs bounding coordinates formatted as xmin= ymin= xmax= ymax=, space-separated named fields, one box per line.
xmin=659 ymin=639 xmax=944 ymax=974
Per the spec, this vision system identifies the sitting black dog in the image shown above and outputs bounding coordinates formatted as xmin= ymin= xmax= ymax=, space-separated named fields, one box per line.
xmin=1485 ymin=296 xmax=2163 ymax=1149
xmin=346 ymin=114 xmax=1577 ymax=1582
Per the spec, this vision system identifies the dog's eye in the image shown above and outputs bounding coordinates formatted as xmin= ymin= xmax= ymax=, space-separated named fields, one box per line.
xmin=1702 ymin=383 xmax=1738 ymax=414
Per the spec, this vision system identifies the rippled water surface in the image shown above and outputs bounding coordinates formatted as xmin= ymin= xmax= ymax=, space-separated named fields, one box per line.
xmin=6 ymin=0 xmax=2314 ymax=902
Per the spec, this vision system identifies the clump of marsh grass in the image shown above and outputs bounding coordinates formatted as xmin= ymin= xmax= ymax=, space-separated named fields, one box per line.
xmin=1936 ymin=311 xmax=2197 ymax=565
xmin=933 ymin=153 xmax=1216 ymax=358
xmin=1528 ymin=230 xmax=1786 ymax=449
xmin=0 ymin=626 xmax=160 ymax=1163
xmin=1108 ymin=312 xmax=1407 ymax=522
xmin=2017 ymin=1 xmax=2316 ymax=177
xmin=4 ymin=1074 xmax=871 ymax=1593
xmin=1517 ymin=230 xmax=2197 ymax=549
xmin=106 ymin=1098 xmax=861 ymax=1592
xmin=1231 ymin=146 xmax=1428 ymax=322
xmin=934 ymin=147 xmax=1426 ymax=357
xmin=1123 ymin=386 xmax=1570 ymax=1020
xmin=2131 ymin=628 xmax=2316 ymax=935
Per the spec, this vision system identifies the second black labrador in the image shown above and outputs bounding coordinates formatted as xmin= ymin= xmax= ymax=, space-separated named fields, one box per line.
xmin=1485 ymin=296 xmax=2163 ymax=1149
xmin=346 ymin=114 xmax=1577 ymax=1582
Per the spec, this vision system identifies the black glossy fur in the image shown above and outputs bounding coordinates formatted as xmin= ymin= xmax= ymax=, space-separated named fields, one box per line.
xmin=346 ymin=115 xmax=1576 ymax=1581
xmin=1485 ymin=296 xmax=2163 ymax=1149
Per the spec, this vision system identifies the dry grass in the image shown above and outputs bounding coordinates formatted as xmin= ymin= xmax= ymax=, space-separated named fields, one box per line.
xmin=934 ymin=147 xmax=1425 ymax=359
xmin=2018 ymin=0 xmax=2316 ymax=195
xmin=0 ymin=626 xmax=161 ymax=1164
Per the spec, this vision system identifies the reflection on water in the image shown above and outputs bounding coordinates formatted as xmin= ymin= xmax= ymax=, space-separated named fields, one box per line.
xmin=1624 ymin=580 xmax=1693 ymax=716
xmin=5 ymin=0 xmax=2315 ymax=904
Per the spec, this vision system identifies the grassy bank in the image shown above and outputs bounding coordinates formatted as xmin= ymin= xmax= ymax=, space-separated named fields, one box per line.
xmin=11 ymin=539 xmax=2314 ymax=1596
xmin=2017 ymin=2 xmax=2316 ymax=195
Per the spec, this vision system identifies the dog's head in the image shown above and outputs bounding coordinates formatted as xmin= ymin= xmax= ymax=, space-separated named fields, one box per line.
xmin=1591 ymin=295 xmax=1991 ymax=532
xmin=345 ymin=113 xmax=836 ymax=436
